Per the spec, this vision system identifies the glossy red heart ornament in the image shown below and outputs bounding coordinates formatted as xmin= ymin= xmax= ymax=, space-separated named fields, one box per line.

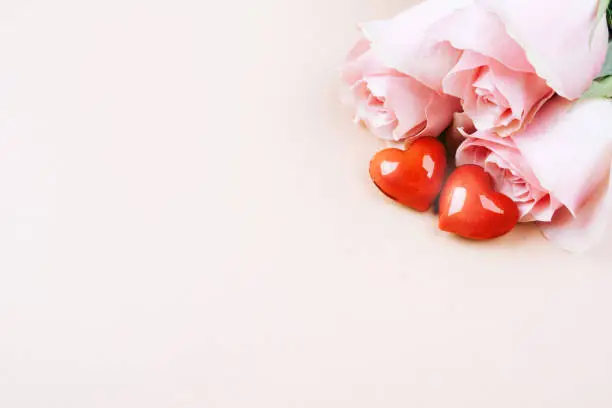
xmin=369 ymin=137 xmax=447 ymax=212
xmin=438 ymin=165 xmax=519 ymax=240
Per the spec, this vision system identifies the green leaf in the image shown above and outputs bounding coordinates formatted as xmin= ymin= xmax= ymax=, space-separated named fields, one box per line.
xmin=598 ymin=0 xmax=611 ymax=22
xmin=582 ymin=76 xmax=612 ymax=99
xmin=591 ymin=0 xmax=611 ymax=43
xmin=598 ymin=42 xmax=612 ymax=78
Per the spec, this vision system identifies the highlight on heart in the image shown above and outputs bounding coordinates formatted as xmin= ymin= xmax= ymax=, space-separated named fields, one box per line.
xmin=340 ymin=0 xmax=612 ymax=252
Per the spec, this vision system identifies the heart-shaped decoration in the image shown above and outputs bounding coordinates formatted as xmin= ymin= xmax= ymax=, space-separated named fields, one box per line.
xmin=369 ymin=137 xmax=447 ymax=212
xmin=438 ymin=165 xmax=519 ymax=240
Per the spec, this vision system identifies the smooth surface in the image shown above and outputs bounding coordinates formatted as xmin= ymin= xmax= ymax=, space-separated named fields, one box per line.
xmin=439 ymin=165 xmax=520 ymax=240
xmin=0 ymin=1 xmax=611 ymax=407
xmin=369 ymin=138 xmax=447 ymax=211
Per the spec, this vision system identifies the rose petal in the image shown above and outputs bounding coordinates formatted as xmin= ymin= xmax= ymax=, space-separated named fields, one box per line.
xmin=487 ymin=62 xmax=555 ymax=136
xmin=513 ymin=97 xmax=612 ymax=215
xmin=443 ymin=51 xmax=489 ymax=96
xmin=342 ymin=40 xmax=398 ymax=85
xmin=363 ymin=75 xmax=459 ymax=141
xmin=349 ymin=82 xmax=397 ymax=140
xmin=542 ymin=172 xmax=612 ymax=253
xmin=429 ymin=4 xmax=535 ymax=73
xmin=512 ymin=97 xmax=612 ymax=251
xmin=366 ymin=76 xmax=426 ymax=139
xmin=444 ymin=51 xmax=554 ymax=136
xmin=488 ymin=64 xmax=550 ymax=117
xmin=475 ymin=0 xmax=609 ymax=99
xmin=342 ymin=41 xmax=460 ymax=142
xmin=361 ymin=0 xmax=472 ymax=91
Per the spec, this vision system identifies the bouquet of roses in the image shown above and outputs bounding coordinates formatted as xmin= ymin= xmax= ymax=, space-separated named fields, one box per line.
xmin=341 ymin=0 xmax=612 ymax=252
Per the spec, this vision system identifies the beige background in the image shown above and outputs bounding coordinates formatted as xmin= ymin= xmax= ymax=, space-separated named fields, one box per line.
xmin=0 ymin=0 xmax=611 ymax=406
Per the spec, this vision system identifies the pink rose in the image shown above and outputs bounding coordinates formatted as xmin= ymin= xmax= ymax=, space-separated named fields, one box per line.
xmin=442 ymin=49 xmax=554 ymax=137
xmin=341 ymin=39 xmax=460 ymax=142
xmin=457 ymin=97 xmax=612 ymax=252
xmin=361 ymin=0 xmax=608 ymax=136
xmin=456 ymin=128 xmax=563 ymax=224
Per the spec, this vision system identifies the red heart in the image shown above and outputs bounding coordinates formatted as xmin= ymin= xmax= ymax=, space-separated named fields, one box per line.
xmin=438 ymin=165 xmax=519 ymax=240
xmin=369 ymin=137 xmax=447 ymax=212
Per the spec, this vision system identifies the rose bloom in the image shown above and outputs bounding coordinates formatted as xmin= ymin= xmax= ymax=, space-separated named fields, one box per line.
xmin=361 ymin=0 xmax=609 ymax=136
xmin=442 ymin=49 xmax=553 ymax=137
xmin=341 ymin=39 xmax=459 ymax=142
xmin=457 ymin=97 xmax=612 ymax=252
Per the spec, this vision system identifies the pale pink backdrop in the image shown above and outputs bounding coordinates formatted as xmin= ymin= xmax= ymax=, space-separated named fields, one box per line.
xmin=0 ymin=0 xmax=611 ymax=407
